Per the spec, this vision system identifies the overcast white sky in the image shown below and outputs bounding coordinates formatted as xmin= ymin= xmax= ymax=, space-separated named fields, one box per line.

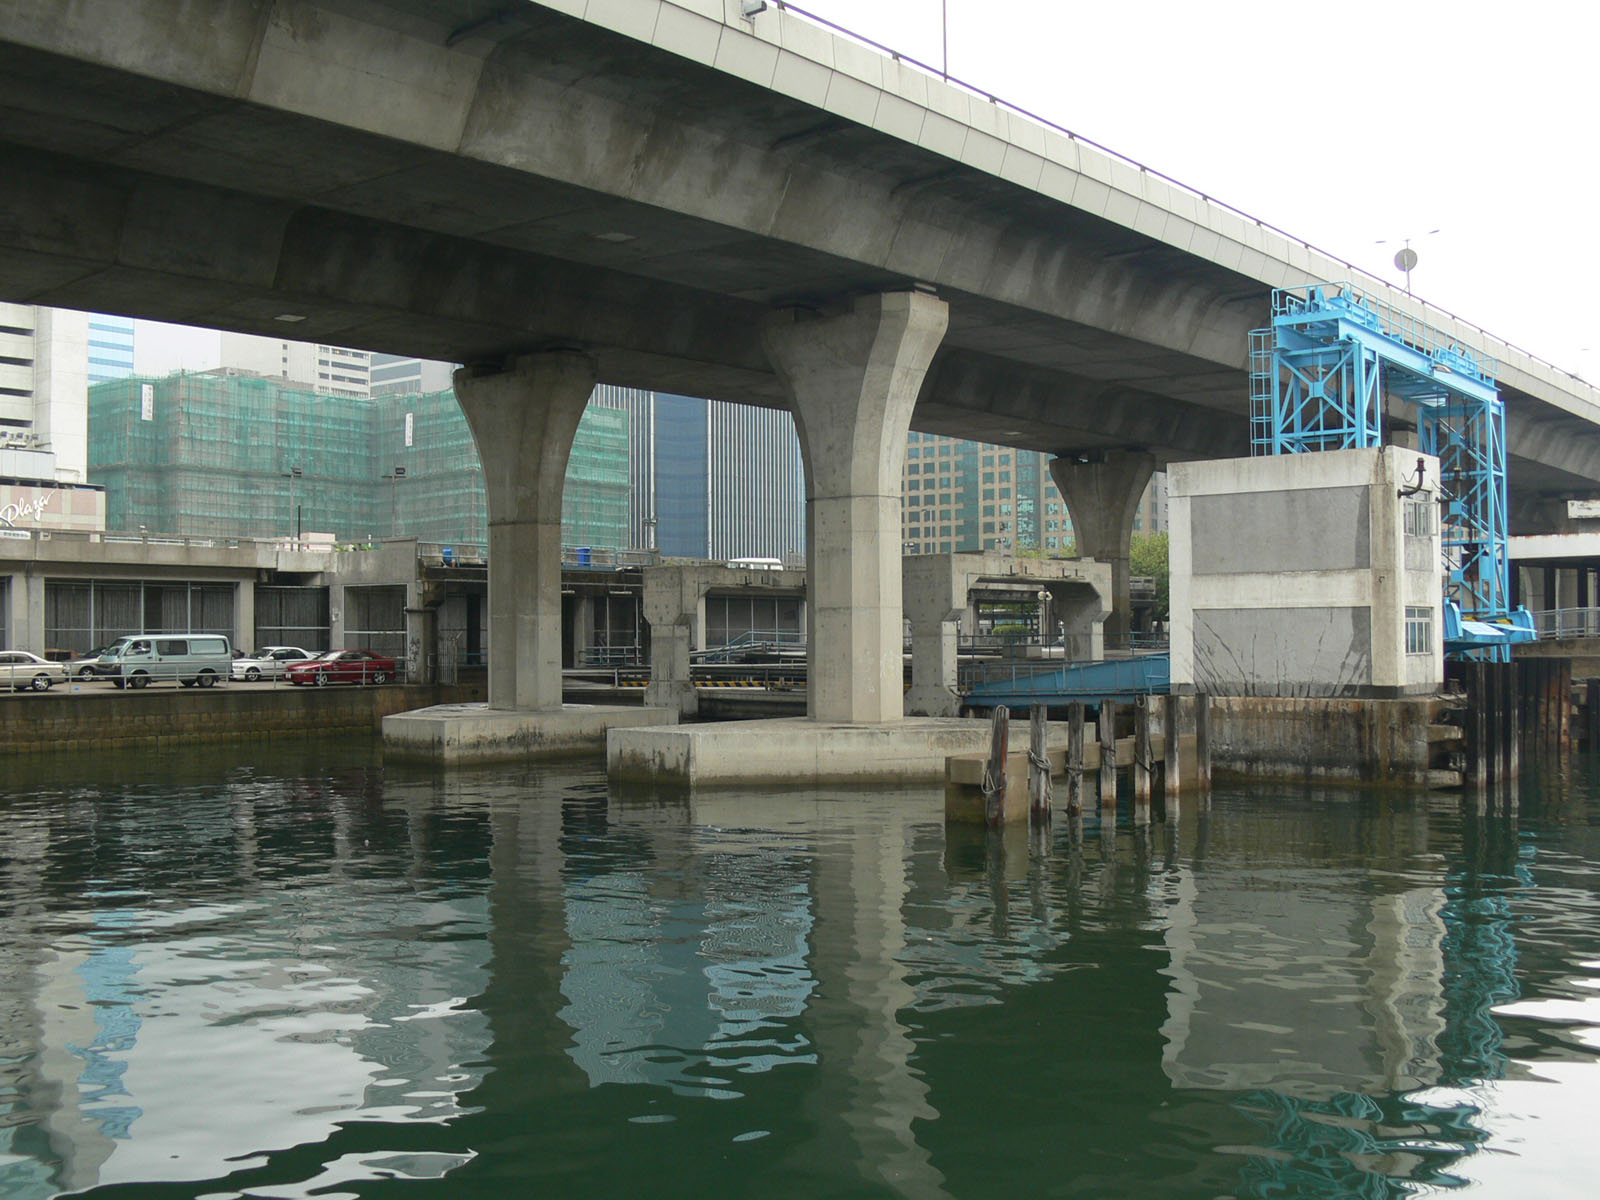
xmin=138 ymin=0 xmax=1600 ymax=384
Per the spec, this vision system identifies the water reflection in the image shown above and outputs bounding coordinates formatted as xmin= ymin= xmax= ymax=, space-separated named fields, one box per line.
xmin=1 ymin=747 xmax=1598 ymax=1198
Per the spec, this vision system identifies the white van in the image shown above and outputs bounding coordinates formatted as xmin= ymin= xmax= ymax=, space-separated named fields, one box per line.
xmin=98 ymin=634 xmax=233 ymax=689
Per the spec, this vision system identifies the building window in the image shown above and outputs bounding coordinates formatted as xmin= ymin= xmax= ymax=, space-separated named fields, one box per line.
xmin=1405 ymin=606 xmax=1433 ymax=655
xmin=1404 ymin=500 xmax=1436 ymax=539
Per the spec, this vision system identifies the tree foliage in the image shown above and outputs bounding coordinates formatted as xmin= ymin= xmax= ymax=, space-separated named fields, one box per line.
xmin=1130 ymin=531 xmax=1169 ymax=619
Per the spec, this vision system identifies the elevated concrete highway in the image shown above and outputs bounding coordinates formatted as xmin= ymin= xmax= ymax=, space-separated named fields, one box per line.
xmin=2 ymin=0 xmax=1596 ymax=495
xmin=6 ymin=0 xmax=1600 ymax=755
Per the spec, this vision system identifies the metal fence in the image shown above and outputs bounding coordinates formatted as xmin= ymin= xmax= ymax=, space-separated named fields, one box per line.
xmin=1530 ymin=608 xmax=1600 ymax=639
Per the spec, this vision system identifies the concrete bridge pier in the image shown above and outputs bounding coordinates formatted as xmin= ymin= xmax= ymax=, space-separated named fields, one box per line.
xmin=458 ymin=350 xmax=592 ymax=712
xmin=384 ymin=351 xmax=673 ymax=762
xmin=903 ymin=560 xmax=963 ymax=719
xmin=613 ymin=292 xmax=1036 ymax=787
xmin=1050 ymin=450 xmax=1157 ymax=641
xmin=643 ymin=567 xmax=706 ymax=719
xmin=769 ymin=290 xmax=949 ymax=722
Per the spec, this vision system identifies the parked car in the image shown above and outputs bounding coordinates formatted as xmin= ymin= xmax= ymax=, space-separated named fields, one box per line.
xmin=0 ymin=650 xmax=70 ymax=691
xmin=231 ymin=646 xmax=316 ymax=682
xmin=68 ymin=646 xmax=112 ymax=678
xmin=284 ymin=649 xmax=397 ymax=687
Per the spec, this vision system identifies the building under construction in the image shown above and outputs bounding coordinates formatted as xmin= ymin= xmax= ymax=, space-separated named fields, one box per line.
xmin=88 ymin=371 xmax=631 ymax=552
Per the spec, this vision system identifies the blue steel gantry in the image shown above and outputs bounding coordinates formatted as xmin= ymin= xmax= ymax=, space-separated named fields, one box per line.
xmin=1250 ymin=283 xmax=1530 ymax=658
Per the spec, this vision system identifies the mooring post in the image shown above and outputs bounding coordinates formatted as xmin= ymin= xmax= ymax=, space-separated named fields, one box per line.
xmin=1132 ymin=696 xmax=1152 ymax=826
xmin=1503 ymin=662 xmax=1520 ymax=778
xmin=1469 ymin=661 xmax=1489 ymax=787
xmin=1098 ymin=700 xmax=1118 ymax=821
xmin=1558 ymin=658 xmax=1573 ymax=756
xmin=1484 ymin=662 xmax=1497 ymax=784
xmin=1066 ymin=702 xmax=1085 ymax=818
xmin=1587 ymin=677 xmax=1599 ymax=754
xmin=1194 ymin=693 xmax=1212 ymax=802
xmin=1163 ymin=692 xmax=1181 ymax=822
xmin=1028 ymin=705 xmax=1052 ymax=824
xmin=984 ymin=705 xmax=1009 ymax=826
xmin=1544 ymin=659 xmax=1560 ymax=759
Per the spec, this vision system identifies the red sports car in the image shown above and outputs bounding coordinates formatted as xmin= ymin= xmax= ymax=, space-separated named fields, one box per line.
xmin=284 ymin=649 xmax=397 ymax=686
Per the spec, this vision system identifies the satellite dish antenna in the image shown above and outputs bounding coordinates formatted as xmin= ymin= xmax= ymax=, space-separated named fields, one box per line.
xmin=1394 ymin=246 xmax=1419 ymax=293
xmin=1376 ymin=229 xmax=1439 ymax=294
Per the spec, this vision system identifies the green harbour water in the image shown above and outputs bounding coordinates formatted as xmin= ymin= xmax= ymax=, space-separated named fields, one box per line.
xmin=3 ymin=741 xmax=1599 ymax=1198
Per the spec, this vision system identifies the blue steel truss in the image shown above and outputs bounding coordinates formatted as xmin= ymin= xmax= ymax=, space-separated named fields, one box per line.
xmin=1251 ymin=283 xmax=1513 ymax=658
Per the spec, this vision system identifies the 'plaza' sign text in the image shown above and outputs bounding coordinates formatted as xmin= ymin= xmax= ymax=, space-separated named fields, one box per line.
xmin=0 ymin=491 xmax=51 ymax=528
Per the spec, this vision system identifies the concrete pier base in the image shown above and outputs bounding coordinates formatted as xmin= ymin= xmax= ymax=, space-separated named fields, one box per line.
xmin=385 ymin=702 xmax=675 ymax=765
xmin=608 ymin=716 xmax=1048 ymax=789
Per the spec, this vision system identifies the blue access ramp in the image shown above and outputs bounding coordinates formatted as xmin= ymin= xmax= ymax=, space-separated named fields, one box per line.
xmin=1442 ymin=601 xmax=1537 ymax=654
xmin=962 ymin=654 xmax=1170 ymax=710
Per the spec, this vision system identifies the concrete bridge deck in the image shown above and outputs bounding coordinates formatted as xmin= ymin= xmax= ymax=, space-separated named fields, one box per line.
xmin=2 ymin=0 xmax=1598 ymax=502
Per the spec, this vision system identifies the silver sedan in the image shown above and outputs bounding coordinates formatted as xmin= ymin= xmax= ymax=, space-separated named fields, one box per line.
xmin=231 ymin=646 xmax=317 ymax=682
xmin=0 ymin=650 xmax=69 ymax=691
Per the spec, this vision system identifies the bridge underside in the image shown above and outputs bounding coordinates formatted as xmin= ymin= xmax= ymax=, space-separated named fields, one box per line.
xmin=0 ymin=0 xmax=1592 ymax=499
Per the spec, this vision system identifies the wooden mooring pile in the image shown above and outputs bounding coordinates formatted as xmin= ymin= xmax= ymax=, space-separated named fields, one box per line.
xmin=945 ymin=695 xmax=1212 ymax=828
xmin=1446 ymin=659 xmax=1579 ymax=789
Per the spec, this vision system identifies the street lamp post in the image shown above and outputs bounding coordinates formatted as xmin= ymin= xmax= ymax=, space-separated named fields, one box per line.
xmin=281 ymin=466 xmax=302 ymax=547
xmin=383 ymin=466 xmax=406 ymax=537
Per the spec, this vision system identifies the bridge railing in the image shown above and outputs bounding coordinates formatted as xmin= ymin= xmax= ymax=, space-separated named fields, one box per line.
xmin=770 ymin=2 xmax=1593 ymax=390
xmin=1530 ymin=608 xmax=1600 ymax=639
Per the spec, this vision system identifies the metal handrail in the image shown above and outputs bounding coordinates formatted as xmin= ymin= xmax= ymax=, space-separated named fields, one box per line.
xmin=1529 ymin=608 xmax=1600 ymax=639
xmin=765 ymin=2 xmax=1594 ymax=390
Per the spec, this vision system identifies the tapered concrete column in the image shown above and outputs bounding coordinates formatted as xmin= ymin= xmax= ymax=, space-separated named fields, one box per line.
xmin=764 ymin=291 xmax=948 ymax=723
xmin=641 ymin=565 xmax=707 ymax=719
xmin=455 ymin=351 xmax=596 ymax=710
xmin=1049 ymin=450 xmax=1156 ymax=640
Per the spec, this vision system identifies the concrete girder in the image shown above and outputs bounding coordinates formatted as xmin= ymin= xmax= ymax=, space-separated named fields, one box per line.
xmin=765 ymin=290 xmax=948 ymax=724
xmin=0 ymin=145 xmax=780 ymax=381
xmin=0 ymin=0 xmax=1597 ymax=503
xmin=0 ymin=0 xmax=1265 ymax=371
xmin=917 ymin=349 xmax=1250 ymax=462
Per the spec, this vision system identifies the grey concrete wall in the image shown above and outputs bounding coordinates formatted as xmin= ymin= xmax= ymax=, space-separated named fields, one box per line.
xmin=0 ymin=681 xmax=485 ymax=756
xmin=1191 ymin=488 xmax=1370 ymax=574
xmin=1207 ymin=696 xmax=1446 ymax=786
xmin=1193 ymin=608 xmax=1372 ymax=696
xmin=1171 ymin=447 xmax=1443 ymax=697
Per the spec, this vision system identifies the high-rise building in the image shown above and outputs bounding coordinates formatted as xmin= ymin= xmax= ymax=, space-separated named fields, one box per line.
xmin=219 ymin=332 xmax=373 ymax=398
xmin=900 ymin=432 xmax=1165 ymax=554
xmin=87 ymin=315 xmax=136 ymax=384
xmin=592 ymin=384 xmax=657 ymax=551
xmin=0 ymin=303 xmax=88 ymax=483
xmin=707 ymin=401 xmax=805 ymax=561
xmin=88 ymin=374 xmax=630 ymax=552
xmin=602 ymin=390 xmax=805 ymax=561
xmin=369 ymin=354 xmax=457 ymax=397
